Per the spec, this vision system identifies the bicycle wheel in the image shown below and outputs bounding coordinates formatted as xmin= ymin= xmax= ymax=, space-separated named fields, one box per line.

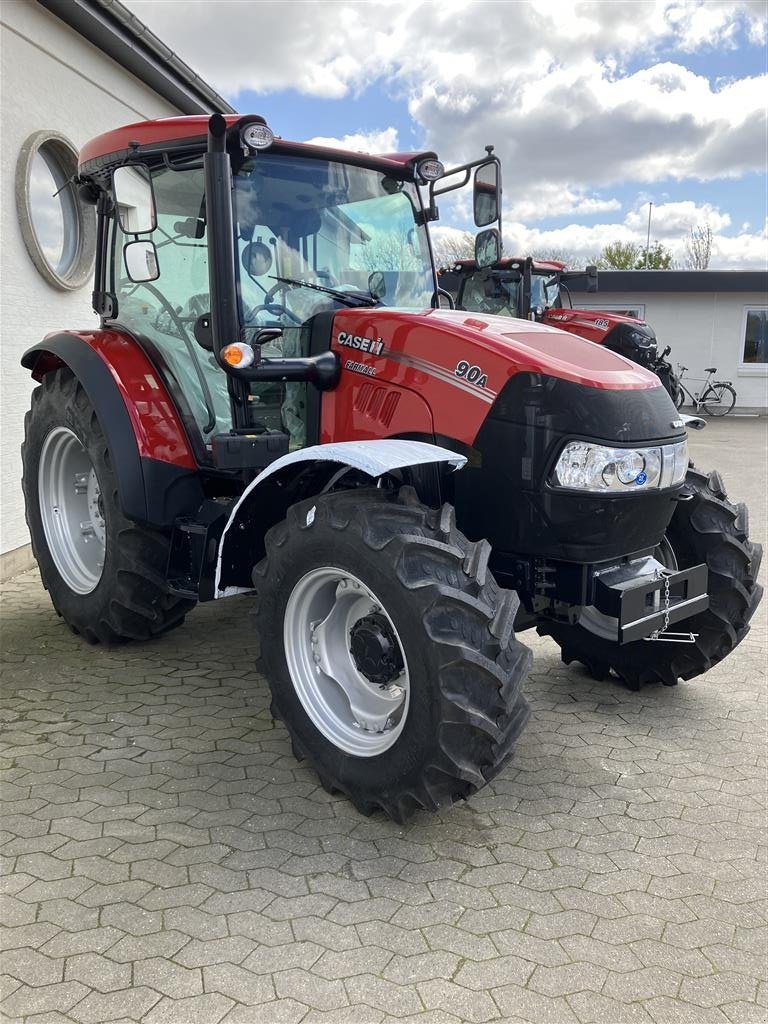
xmin=674 ymin=387 xmax=685 ymax=410
xmin=702 ymin=383 xmax=736 ymax=417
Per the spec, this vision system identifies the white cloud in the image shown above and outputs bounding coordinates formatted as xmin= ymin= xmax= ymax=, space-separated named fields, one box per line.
xmin=624 ymin=200 xmax=731 ymax=235
xmin=121 ymin=1 xmax=767 ymax=269
xmin=303 ymin=127 xmax=399 ymax=153
xmin=123 ymin=1 xmax=767 ymax=189
xmin=500 ymin=200 xmax=766 ymax=269
xmin=506 ymin=185 xmax=622 ymax=221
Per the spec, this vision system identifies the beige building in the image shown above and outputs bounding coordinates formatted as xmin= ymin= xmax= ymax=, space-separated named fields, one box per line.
xmin=0 ymin=0 xmax=233 ymax=578
xmin=572 ymin=271 xmax=768 ymax=413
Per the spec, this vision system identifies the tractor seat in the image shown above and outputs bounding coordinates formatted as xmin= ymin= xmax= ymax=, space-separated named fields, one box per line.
xmin=704 ymin=366 xmax=717 ymax=373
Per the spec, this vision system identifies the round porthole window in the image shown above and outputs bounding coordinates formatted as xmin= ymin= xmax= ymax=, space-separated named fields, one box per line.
xmin=16 ymin=131 xmax=96 ymax=290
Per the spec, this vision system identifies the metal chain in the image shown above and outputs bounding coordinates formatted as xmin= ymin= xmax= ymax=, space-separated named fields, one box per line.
xmin=644 ymin=567 xmax=697 ymax=644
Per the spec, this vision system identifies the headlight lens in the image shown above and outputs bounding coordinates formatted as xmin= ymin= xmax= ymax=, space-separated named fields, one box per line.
xmin=553 ymin=440 xmax=687 ymax=493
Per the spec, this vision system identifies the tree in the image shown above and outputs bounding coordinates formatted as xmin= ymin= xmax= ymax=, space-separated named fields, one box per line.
xmin=685 ymin=223 xmax=713 ymax=270
xmin=595 ymin=241 xmax=642 ymax=269
xmin=595 ymin=239 xmax=674 ymax=270
xmin=638 ymin=241 xmax=674 ymax=269
xmin=432 ymin=230 xmax=476 ymax=267
xmin=535 ymin=248 xmax=582 ymax=268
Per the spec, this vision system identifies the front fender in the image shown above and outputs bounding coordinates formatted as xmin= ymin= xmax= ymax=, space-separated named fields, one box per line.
xmin=215 ymin=439 xmax=466 ymax=596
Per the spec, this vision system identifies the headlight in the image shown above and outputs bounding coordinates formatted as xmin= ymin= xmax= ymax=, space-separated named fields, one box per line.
xmin=241 ymin=123 xmax=274 ymax=151
xmin=552 ymin=440 xmax=687 ymax=493
xmin=416 ymin=158 xmax=444 ymax=181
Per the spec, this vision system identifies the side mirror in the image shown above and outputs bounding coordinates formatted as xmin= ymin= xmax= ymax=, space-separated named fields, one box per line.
xmin=241 ymin=240 xmax=273 ymax=278
xmin=585 ymin=264 xmax=598 ymax=293
xmin=474 ymin=227 xmax=501 ymax=269
xmin=123 ymin=239 xmax=159 ymax=282
xmin=368 ymin=271 xmax=386 ymax=301
xmin=113 ymin=164 xmax=156 ymax=234
xmin=473 ymin=160 xmax=500 ymax=227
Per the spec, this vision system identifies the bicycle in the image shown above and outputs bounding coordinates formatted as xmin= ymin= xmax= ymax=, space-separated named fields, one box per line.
xmin=674 ymin=364 xmax=736 ymax=416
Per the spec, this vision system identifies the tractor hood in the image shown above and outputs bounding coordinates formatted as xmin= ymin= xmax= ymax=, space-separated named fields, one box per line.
xmin=413 ymin=309 xmax=657 ymax=390
xmin=324 ymin=307 xmax=669 ymax=450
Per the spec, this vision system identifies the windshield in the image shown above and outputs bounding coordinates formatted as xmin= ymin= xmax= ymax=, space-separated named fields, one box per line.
xmin=232 ymin=154 xmax=435 ymax=327
xmin=459 ymin=271 xmax=520 ymax=316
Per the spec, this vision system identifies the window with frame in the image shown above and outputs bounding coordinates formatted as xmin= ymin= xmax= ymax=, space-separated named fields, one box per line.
xmin=741 ymin=308 xmax=768 ymax=367
xmin=16 ymin=131 xmax=96 ymax=290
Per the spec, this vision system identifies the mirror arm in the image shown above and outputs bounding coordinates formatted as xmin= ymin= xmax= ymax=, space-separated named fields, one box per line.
xmin=93 ymin=191 xmax=117 ymax=320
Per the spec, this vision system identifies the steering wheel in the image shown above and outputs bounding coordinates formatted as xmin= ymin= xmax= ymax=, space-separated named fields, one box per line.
xmin=247 ymin=302 xmax=303 ymax=325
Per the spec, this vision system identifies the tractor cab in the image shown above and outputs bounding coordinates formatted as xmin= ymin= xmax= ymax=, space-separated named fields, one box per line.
xmin=84 ymin=115 xmax=503 ymax=466
xmin=442 ymin=256 xmax=661 ymax=370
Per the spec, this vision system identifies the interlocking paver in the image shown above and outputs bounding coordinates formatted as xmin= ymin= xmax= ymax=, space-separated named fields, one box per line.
xmin=567 ymin=989 xmax=655 ymax=1023
xmin=1 ymin=420 xmax=764 ymax=1024
xmin=202 ymin=963 xmax=275 ymax=1003
xmin=274 ymin=968 xmax=348 ymax=1011
xmin=220 ymin=999 xmax=307 ymax=1024
xmin=293 ymin=915 xmax=361 ymax=951
xmin=134 ymin=958 xmax=204 ymax=999
xmin=1 ymin=948 xmax=64 ymax=987
xmin=173 ymin=936 xmax=256 ymax=968
xmin=603 ymin=965 xmax=683 ymax=1003
xmin=346 ymin=974 xmax=424 ymax=1017
xmin=40 ymin=927 xmax=122 ymax=958
xmin=492 ymin=982 xmax=580 ymax=1022
xmin=106 ymin=930 xmax=190 ymax=963
xmin=643 ymin=995 xmax=731 ymax=1023
xmin=679 ymin=971 xmax=758 ymax=1008
xmin=0 ymin=981 xmax=88 ymax=1019
xmin=64 ymin=953 xmax=131 ymax=993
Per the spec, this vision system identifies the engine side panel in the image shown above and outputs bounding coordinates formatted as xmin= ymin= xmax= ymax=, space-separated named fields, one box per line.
xmin=321 ymin=308 xmax=660 ymax=449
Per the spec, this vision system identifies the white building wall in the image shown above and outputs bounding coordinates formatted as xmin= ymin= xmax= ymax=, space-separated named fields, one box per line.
xmin=0 ymin=0 xmax=181 ymax=566
xmin=584 ymin=290 xmax=768 ymax=411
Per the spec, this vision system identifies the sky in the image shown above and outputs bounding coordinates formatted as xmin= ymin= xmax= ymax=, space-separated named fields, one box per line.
xmin=124 ymin=0 xmax=768 ymax=269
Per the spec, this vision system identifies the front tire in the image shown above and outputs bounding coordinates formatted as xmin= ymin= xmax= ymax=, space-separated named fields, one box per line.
xmin=22 ymin=369 xmax=195 ymax=643
xmin=538 ymin=468 xmax=762 ymax=689
xmin=253 ymin=486 xmax=532 ymax=821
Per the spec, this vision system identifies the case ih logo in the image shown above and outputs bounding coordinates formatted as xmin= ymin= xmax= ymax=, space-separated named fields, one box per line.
xmin=337 ymin=331 xmax=385 ymax=356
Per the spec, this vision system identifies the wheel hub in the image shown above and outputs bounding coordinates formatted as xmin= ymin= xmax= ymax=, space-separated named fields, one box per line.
xmin=284 ymin=568 xmax=410 ymax=757
xmin=38 ymin=427 xmax=106 ymax=595
xmin=349 ymin=614 xmax=404 ymax=686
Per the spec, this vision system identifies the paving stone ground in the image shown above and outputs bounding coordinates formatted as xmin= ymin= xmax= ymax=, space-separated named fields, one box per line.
xmin=1 ymin=418 xmax=766 ymax=1024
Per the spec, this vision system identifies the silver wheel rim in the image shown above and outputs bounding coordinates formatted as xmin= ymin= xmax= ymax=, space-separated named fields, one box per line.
xmin=284 ymin=567 xmax=410 ymax=757
xmin=579 ymin=538 xmax=679 ymax=641
xmin=38 ymin=427 xmax=106 ymax=595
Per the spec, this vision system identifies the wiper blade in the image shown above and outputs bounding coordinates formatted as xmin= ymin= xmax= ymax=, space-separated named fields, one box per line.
xmin=269 ymin=275 xmax=379 ymax=308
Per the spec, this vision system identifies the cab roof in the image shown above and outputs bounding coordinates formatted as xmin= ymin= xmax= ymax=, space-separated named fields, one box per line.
xmin=79 ymin=115 xmax=438 ymax=178
xmin=445 ymin=257 xmax=568 ymax=274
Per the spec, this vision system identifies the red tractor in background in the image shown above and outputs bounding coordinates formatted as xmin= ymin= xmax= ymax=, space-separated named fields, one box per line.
xmin=439 ymin=256 xmax=682 ymax=404
xmin=21 ymin=114 xmax=761 ymax=820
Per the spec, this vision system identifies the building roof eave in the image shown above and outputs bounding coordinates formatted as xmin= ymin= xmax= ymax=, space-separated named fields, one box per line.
xmin=570 ymin=269 xmax=768 ymax=294
xmin=37 ymin=0 xmax=235 ymax=115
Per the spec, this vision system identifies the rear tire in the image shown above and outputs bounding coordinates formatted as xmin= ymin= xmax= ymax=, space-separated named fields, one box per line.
xmin=702 ymin=383 xmax=736 ymax=417
xmin=253 ymin=486 xmax=532 ymax=821
xmin=538 ymin=468 xmax=762 ymax=689
xmin=21 ymin=368 xmax=195 ymax=643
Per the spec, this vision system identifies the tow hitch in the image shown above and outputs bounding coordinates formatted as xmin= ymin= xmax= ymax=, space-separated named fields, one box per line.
xmin=592 ymin=556 xmax=709 ymax=644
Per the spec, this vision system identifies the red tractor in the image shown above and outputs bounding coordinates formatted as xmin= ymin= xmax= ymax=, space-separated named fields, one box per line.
xmin=439 ymin=256 xmax=683 ymax=402
xmin=21 ymin=114 xmax=761 ymax=820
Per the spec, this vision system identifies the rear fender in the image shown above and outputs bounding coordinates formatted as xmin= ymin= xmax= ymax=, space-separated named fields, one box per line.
xmin=215 ymin=439 xmax=466 ymax=597
xmin=22 ymin=330 xmax=202 ymax=526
